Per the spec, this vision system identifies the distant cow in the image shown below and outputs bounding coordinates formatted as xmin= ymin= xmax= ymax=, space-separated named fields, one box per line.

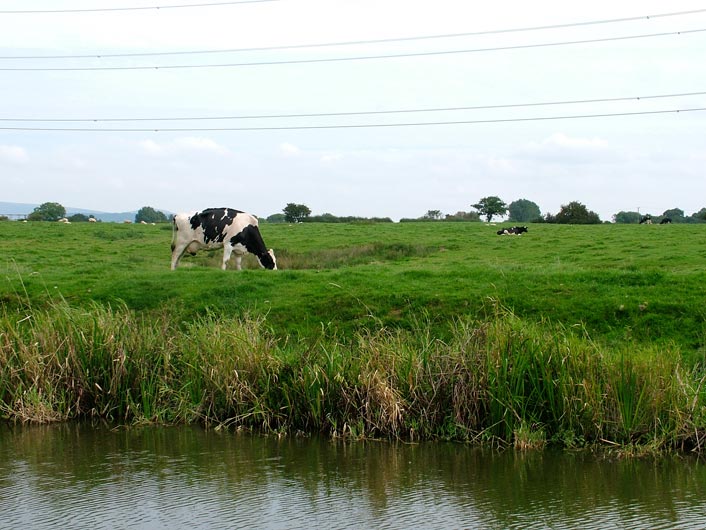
xmin=497 ymin=226 xmax=528 ymax=236
xmin=171 ymin=207 xmax=277 ymax=271
xmin=660 ymin=217 xmax=672 ymax=224
xmin=639 ymin=215 xmax=652 ymax=224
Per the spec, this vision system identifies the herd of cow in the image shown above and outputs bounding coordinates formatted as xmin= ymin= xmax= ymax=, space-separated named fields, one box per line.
xmin=639 ymin=215 xmax=672 ymax=225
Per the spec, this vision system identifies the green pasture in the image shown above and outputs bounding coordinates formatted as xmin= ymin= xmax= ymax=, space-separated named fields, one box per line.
xmin=1 ymin=220 xmax=704 ymax=357
xmin=2 ymin=219 xmax=706 ymax=448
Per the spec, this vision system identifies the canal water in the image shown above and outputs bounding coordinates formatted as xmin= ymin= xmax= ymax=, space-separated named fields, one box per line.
xmin=2 ymin=423 xmax=706 ymax=529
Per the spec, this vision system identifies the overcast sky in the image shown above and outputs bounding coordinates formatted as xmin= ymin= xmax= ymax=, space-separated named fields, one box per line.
xmin=1 ymin=0 xmax=705 ymax=220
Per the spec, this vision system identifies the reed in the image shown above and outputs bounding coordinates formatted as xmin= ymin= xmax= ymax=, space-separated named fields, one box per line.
xmin=2 ymin=301 xmax=704 ymax=452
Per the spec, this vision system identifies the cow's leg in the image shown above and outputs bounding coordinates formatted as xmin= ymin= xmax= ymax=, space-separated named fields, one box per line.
xmin=171 ymin=243 xmax=188 ymax=270
xmin=221 ymin=245 xmax=234 ymax=270
xmin=233 ymin=255 xmax=243 ymax=270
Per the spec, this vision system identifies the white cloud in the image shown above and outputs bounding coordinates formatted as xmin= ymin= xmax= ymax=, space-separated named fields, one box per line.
xmin=521 ymin=133 xmax=617 ymax=164
xmin=320 ymin=152 xmax=343 ymax=165
xmin=139 ymin=139 xmax=164 ymax=155
xmin=174 ymin=137 xmax=230 ymax=155
xmin=528 ymin=133 xmax=608 ymax=152
xmin=139 ymin=137 xmax=230 ymax=156
xmin=279 ymin=143 xmax=301 ymax=157
xmin=0 ymin=145 xmax=29 ymax=164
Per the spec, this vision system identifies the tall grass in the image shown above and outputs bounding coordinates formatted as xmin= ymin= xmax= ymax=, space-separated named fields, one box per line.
xmin=2 ymin=301 xmax=704 ymax=452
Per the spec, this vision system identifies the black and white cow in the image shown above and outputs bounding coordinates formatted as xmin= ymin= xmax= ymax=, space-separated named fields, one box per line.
xmin=171 ymin=208 xmax=277 ymax=271
xmin=660 ymin=217 xmax=672 ymax=224
xmin=497 ymin=226 xmax=528 ymax=236
xmin=639 ymin=215 xmax=652 ymax=224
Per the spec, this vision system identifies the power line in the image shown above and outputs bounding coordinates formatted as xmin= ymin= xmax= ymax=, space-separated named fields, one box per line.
xmin=2 ymin=8 xmax=706 ymax=60
xmin=2 ymin=91 xmax=704 ymax=122
xmin=1 ymin=28 xmax=703 ymax=71
xmin=0 ymin=1 xmax=280 ymax=14
xmin=1 ymin=107 xmax=703 ymax=131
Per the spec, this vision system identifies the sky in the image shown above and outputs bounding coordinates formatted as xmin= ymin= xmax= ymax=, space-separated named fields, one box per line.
xmin=1 ymin=0 xmax=705 ymax=221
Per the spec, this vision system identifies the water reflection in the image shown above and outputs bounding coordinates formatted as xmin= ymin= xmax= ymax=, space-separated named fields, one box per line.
xmin=2 ymin=423 xmax=706 ymax=529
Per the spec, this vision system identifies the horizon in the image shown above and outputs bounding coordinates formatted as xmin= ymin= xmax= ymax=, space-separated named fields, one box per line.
xmin=1 ymin=199 xmax=700 ymax=223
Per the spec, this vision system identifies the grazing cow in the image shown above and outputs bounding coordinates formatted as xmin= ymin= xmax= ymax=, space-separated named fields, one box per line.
xmin=497 ymin=226 xmax=528 ymax=236
xmin=171 ymin=207 xmax=277 ymax=271
xmin=660 ymin=217 xmax=672 ymax=224
xmin=639 ymin=215 xmax=652 ymax=224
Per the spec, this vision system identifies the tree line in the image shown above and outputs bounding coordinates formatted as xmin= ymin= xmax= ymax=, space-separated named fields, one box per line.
xmin=273 ymin=199 xmax=706 ymax=225
xmin=3 ymin=203 xmax=170 ymax=223
xmin=8 ymin=200 xmax=706 ymax=225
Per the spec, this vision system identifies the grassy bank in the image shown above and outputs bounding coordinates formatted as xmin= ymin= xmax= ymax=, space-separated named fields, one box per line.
xmin=1 ymin=302 xmax=705 ymax=451
xmin=1 ymin=220 xmax=705 ymax=450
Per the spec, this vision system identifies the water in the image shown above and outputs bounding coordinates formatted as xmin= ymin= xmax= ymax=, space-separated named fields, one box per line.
xmin=2 ymin=423 xmax=706 ymax=529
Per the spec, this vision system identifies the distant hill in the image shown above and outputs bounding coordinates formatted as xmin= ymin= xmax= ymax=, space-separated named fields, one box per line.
xmin=0 ymin=202 xmax=173 ymax=223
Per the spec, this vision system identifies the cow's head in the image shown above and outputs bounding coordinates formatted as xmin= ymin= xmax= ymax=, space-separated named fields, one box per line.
xmin=257 ymin=249 xmax=277 ymax=270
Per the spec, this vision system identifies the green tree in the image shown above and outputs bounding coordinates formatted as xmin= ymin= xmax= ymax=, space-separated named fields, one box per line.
xmin=27 ymin=202 xmax=66 ymax=221
xmin=471 ymin=196 xmax=507 ymax=222
xmin=266 ymin=213 xmax=286 ymax=223
xmin=691 ymin=208 xmax=706 ymax=222
xmin=135 ymin=206 xmax=168 ymax=224
xmin=613 ymin=211 xmax=641 ymax=224
xmin=508 ymin=199 xmax=541 ymax=222
xmin=283 ymin=203 xmax=312 ymax=223
xmin=422 ymin=209 xmax=443 ymax=220
xmin=662 ymin=208 xmax=685 ymax=223
xmin=68 ymin=213 xmax=89 ymax=223
xmin=444 ymin=211 xmax=480 ymax=222
xmin=554 ymin=201 xmax=601 ymax=224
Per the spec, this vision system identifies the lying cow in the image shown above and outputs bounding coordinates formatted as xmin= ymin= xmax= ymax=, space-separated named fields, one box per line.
xmin=497 ymin=226 xmax=528 ymax=236
xmin=171 ymin=207 xmax=277 ymax=271
xmin=660 ymin=217 xmax=672 ymax=224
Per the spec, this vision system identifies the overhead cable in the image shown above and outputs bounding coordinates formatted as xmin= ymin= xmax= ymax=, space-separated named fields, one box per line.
xmin=1 ymin=108 xmax=703 ymax=131
xmin=0 ymin=1 xmax=280 ymax=14
xmin=2 ymin=91 xmax=704 ymax=122
xmin=2 ymin=8 xmax=706 ymax=60
xmin=1 ymin=28 xmax=703 ymax=71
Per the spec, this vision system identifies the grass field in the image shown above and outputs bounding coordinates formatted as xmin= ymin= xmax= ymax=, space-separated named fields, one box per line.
xmin=1 ymin=220 xmax=706 ymax=450
xmin=2 ymin=220 xmax=704 ymax=353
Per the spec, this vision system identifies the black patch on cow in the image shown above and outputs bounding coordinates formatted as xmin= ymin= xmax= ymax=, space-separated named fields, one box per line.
xmin=230 ymin=224 xmax=276 ymax=269
xmin=190 ymin=208 xmax=244 ymax=244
